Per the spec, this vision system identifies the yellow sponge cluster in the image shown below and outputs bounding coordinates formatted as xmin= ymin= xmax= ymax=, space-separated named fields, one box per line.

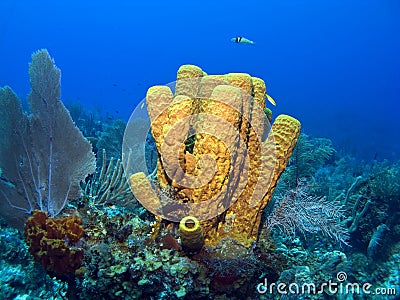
xmin=129 ymin=64 xmax=301 ymax=248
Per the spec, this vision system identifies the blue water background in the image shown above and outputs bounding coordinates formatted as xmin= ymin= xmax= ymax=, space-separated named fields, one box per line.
xmin=0 ymin=0 xmax=399 ymax=160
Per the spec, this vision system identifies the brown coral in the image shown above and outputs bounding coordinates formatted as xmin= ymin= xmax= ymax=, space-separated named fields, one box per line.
xmin=24 ymin=210 xmax=85 ymax=276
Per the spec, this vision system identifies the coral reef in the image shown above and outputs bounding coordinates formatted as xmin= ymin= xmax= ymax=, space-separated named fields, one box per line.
xmin=74 ymin=205 xmax=209 ymax=299
xmin=1 ymin=54 xmax=400 ymax=299
xmin=276 ymin=133 xmax=336 ymax=190
xmin=1 ymin=120 xmax=399 ymax=300
xmin=0 ymin=218 xmax=69 ymax=299
xmin=265 ymin=179 xmax=349 ymax=245
xmin=96 ymin=119 xmax=126 ymax=162
xmin=24 ymin=210 xmax=85 ymax=277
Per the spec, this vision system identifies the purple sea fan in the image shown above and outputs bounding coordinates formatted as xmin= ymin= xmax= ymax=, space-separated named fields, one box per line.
xmin=0 ymin=50 xmax=96 ymax=228
xmin=265 ymin=179 xmax=350 ymax=245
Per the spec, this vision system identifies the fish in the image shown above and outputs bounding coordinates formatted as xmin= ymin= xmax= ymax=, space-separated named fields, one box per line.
xmin=231 ymin=36 xmax=255 ymax=45
xmin=266 ymin=93 xmax=277 ymax=106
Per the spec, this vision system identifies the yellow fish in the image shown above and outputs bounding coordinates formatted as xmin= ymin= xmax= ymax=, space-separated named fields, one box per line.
xmin=266 ymin=93 xmax=277 ymax=106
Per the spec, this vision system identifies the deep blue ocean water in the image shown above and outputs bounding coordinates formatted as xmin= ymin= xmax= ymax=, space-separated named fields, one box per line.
xmin=1 ymin=0 xmax=399 ymax=160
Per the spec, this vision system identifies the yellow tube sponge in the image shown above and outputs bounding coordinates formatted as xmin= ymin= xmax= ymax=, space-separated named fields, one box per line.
xmin=175 ymin=64 xmax=204 ymax=98
xmin=202 ymin=114 xmax=300 ymax=246
xmin=128 ymin=64 xmax=301 ymax=249
xmin=128 ymin=172 xmax=161 ymax=215
xmin=179 ymin=216 xmax=204 ymax=253
xmin=224 ymin=114 xmax=301 ymax=246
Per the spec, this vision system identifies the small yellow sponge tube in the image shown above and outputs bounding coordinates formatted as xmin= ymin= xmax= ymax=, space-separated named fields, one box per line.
xmin=179 ymin=216 xmax=204 ymax=253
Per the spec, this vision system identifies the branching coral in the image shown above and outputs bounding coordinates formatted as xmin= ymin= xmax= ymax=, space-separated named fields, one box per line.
xmin=338 ymin=175 xmax=372 ymax=233
xmin=265 ymin=179 xmax=350 ymax=245
xmin=336 ymin=159 xmax=400 ymax=253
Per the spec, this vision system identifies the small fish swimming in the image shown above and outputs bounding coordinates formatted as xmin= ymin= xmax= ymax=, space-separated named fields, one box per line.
xmin=231 ymin=36 xmax=255 ymax=45
xmin=266 ymin=93 xmax=277 ymax=106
